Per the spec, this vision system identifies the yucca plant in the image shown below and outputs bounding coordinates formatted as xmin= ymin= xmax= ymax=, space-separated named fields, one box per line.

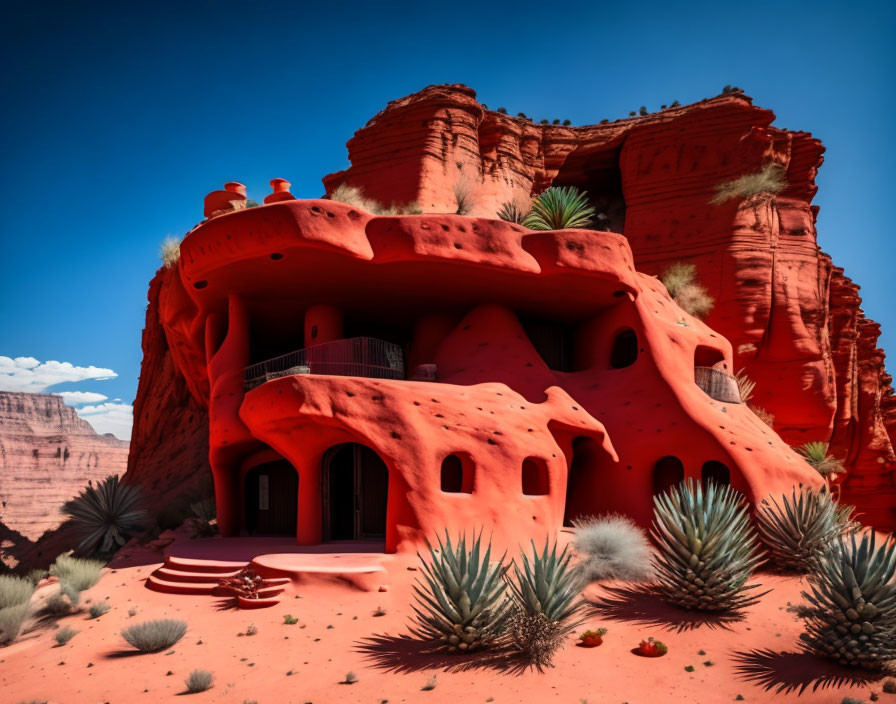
xmin=497 ymin=199 xmax=531 ymax=224
xmin=797 ymin=442 xmax=845 ymax=477
xmin=797 ymin=530 xmax=896 ymax=669
xmin=506 ymin=540 xmax=586 ymax=667
xmin=652 ymin=479 xmax=765 ymax=612
xmin=523 ymin=186 xmax=595 ymax=230
xmin=756 ymin=487 xmax=844 ymax=573
xmin=410 ymin=531 xmax=511 ymax=652
xmin=61 ymin=475 xmax=147 ymax=555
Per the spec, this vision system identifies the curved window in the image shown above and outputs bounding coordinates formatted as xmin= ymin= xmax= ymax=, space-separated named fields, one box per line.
xmin=701 ymin=461 xmax=730 ymax=487
xmin=522 ymin=457 xmax=550 ymax=496
xmin=441 ymin=454 xmax=472 ymax=493
xmin=610 ymin=328 xmax=638 ymax=368
xmin=653 ymin=456 xmax=684 ymax=497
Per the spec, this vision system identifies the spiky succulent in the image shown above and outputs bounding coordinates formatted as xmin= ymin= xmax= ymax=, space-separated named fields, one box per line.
xmin=652 ymin=479 xmax=765 ymax=612
xmin=61 ymin=475 xmax=146 ymax=555
xmin=798 ymin=530 xmax=896 ymax=669
xmin=410 ymin=532 xmax=511 ymax=652
xmin=798 ymin=442 xmax=845 ymax=477
xmin=497 ymin=199 xmax=530 ymax=224
xmin=523 ymin=186 xmax=595 ymax=230
xmin=756 ymin=487 xmax=844 ymax=573
xmin=507 ymin=540 xmax=586 ymax=667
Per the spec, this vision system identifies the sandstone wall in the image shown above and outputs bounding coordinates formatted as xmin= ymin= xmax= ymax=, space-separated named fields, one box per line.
xmin=0 ymin=391 xmax=129 ymax=544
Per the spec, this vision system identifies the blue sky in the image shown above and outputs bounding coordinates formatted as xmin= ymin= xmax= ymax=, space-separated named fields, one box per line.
xmin=1 ymin=1 xmax=893 ymax=440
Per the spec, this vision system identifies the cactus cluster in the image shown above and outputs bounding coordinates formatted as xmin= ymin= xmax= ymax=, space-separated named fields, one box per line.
xmin=797 ymin=530 xmax=896 ymax=669
xmin=756 ymin=487 xmax=844 ymax=573
xmin=652 ymin=479 xmax=765 ymax=612
xmin=410 ymin=532 xmax=511 ymax=652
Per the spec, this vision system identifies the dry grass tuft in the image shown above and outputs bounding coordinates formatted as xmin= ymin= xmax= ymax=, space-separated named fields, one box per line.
xmin=0 ymin=602 xmax=31 ymax=645
xmin=734 ymin=369 xmax=756 ymax=405
xmin=121 ymin=618 xmax=187 ymax=652
xmin=572 ymin=514 xmax=654 ymax=583
xmin=0 ymin=575 xmax=34 ymax=610
xmin=160 ymin=237 xmax=182 ymax=269
xmin=661 ymin=262 xmax=714 ymax=318
xmin=710 ymin=163 xmax=787 ymax=204
xmin=185 ymin=669 xmax=214 ymax=693
xmin=453 ymin=177 xmax=475 ymax=215
xmin=329 ymin=183 xmax=420 ymax=215
xmin=749 ymin=405 xmax=775 ymax=428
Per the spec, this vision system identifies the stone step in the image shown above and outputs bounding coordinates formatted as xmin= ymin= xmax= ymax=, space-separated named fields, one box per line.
xmin=164 ymin=555 xmax=249 ymax=574
xmin=154 ymin=566 xmax=244 ymax=583
xmin=146 ymin=574 xmax=220 ymax=595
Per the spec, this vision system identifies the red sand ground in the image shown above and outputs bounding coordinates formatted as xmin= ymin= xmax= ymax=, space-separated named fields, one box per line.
xmin=2 ymin=534 xmax=892 ymax=704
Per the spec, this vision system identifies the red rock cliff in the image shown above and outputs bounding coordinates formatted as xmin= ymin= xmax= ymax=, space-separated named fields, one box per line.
xmin=323 ymin=84 xmax=896 ymax=529
xmin=0 ymin=391 xmax=129 ymax=563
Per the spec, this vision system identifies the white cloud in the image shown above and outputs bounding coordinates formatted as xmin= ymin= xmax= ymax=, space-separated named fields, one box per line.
xmin=54 ymin=391 xmax=109 ymax=406
xmin=76 ymin=402 xmax=133 ymax=441
xmin=0 ymin=356 xmax=117 ymax=393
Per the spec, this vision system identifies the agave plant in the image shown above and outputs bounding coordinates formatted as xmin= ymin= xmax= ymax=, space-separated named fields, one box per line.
xmin=797 ymin=530 xmax=896 ymax=669
xmin=755 ymin=487 xmax=844 ymax=573
xmin=797 ymin=442 xmax=845 ymax=477
xmin=523 ymin=186 xmax=595 ymax=230
xmin=652 ymin=479 xmax=765 ymax=612
xmin=410 ymin=532 xmax=511 ymax=652
xmin=497 ymin=199 xmax=531 ymax=224
xmin=506 ymin=540 xmax=586 ymax=667
xmin=61 ymin=475 xmax=146 ymax=555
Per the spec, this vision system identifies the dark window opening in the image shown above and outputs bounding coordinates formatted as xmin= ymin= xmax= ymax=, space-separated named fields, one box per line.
xmin=441 ymin=454 xmax=473 ymax=493
xmin=701 ymin=461 xmax=730 ymax=487
xmin=519 ymin=314 xmax=575 ymax=372
xmin=694 ymin=346 xmax=727 ymax=369
xmin=653 ymin=456 xmax=684 ymax=496
xmin=610 ymin=328 xmax=638 ymax=368
xmin=522 ymin=457 xmax=550 ymax=496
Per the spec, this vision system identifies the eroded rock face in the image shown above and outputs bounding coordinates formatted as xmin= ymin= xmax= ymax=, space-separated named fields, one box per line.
xmin=323 ymin=84 xmax=895 ymax=529
xmin=0 ymin=392 xmax=129 ymax=557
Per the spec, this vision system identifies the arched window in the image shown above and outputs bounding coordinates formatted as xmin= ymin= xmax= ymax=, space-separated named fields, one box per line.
xmin=610 ymin=328 xmax=638 ymax=368
xmin=701 ymin=460 xmax=730 ymax=487
xmin=522 ymin=457 xmax=550 ymax=496
xmin=440 ymin=454 xmax=472 ymax=493
xmin=653 ymin=456 xmax=684 ymax=496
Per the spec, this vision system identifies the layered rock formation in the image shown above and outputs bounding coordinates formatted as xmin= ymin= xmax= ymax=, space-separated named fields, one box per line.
xmin=0 ymin=391 xmax=129 ymax=563
xmin=323 ymin=84 xmax=896 ymax=529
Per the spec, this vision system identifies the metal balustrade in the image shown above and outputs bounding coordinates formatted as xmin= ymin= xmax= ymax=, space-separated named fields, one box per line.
xmin=244 ymin=337 xmax=405 ymax=391
xmin=694 ymin=366 xmax=742 ymax=404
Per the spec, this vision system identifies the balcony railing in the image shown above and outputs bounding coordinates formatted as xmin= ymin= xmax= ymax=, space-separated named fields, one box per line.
xmin=694 ymin=366 xmax=742 ymax=404
xmin=244 ymin=337 xmax=405 ymax=391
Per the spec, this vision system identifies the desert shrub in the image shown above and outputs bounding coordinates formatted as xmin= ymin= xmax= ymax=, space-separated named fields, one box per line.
xmin=43 ymin=591 xmax=72 ymax=617
xmin=410 ymin=531 xmax=511 ymax=652
xmin=797 ymin=530 xmax=896 ymax=669
xmin=496 ymin=198 xmax=531 ymax=225
xmin=328 ymin=183 xmax=420 ymax=215
xmin=0 ymin=603 xmax=31 ymax=645
xmin=61 ymin=474 xmax=146 ymax=555
xmin=54 ymin=626 xmax=78 ymax=646
xmin=121 ymin=618 xmax=187 ymax=652
xmin=185 ymin=669 xmax=214 ymax=693
xmin=639 ymin=106 xmax=648 ymax=116
xmin=652 ymin=479 xmax=765 ymax=612
xmin=0 ymin=575 xmax=34 ymax=610
xmin=189 ymin=497 xmax=217 ymax=537
xmin=422 ymin=674 xmax=438 ymax=690
xmin=50 ymin=555 xmax=104 ymax=606
xmin=523 ymin=186 xmax=595 ymax=231
xmin=283 ymin=614 xmax=298 ymax=625
xmin=507 ymin=540 xmax=585 ymax=668
xmin=756 ymin=487 xmax=844 ymax=573
xmin=453 ymin=178 xmax=474 ymax=215
xmin=572 ymin=514 xmax=654 ymax=583
xmin=797 ymin=442 xmax=845 ymax=478
xmin=160 ymin=236 xmax=182 ymax=269
xmin=710 ymin=163 xmax=787 ymax=204
xmin=343 ymin=671 xmax=358 ymax=684
xmin=563 ymin=119 xmax=571 ymax=126
xmin=497 ymin=107 xmax=507 ymax=114
xmin=749 ymin=405 xmax=775 ymax=428
xmin=734 ymin=370 xmax=756 ymax=405
xmin=660 ymin=262 xmax=715 ymax=318
xmin=88 ymin=601 xmax=111 ymax=619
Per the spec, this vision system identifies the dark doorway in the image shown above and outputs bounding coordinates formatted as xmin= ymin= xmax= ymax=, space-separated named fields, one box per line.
xmin=610 ymin=328 xmax=638 ymax=368
xmin=244 ymin=460 xmax=298 ymax=535
xmin=653 ymin=456 xmax=684 ymax=497
xmin=702 ymin=460 xmax=731 ymax=487
xmin=564 ymin=437 xmax=601 ymax=526
xmin=323 ymin=443 xmax=388 ymax=540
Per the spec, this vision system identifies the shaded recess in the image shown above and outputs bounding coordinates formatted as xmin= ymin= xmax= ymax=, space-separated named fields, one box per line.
xmin=553 ymin=143 xmax=626 ymax=233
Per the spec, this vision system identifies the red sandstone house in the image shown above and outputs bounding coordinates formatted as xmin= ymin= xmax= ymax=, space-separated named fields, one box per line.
xmin=157 ymin=171 xmax=822 ymax=554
